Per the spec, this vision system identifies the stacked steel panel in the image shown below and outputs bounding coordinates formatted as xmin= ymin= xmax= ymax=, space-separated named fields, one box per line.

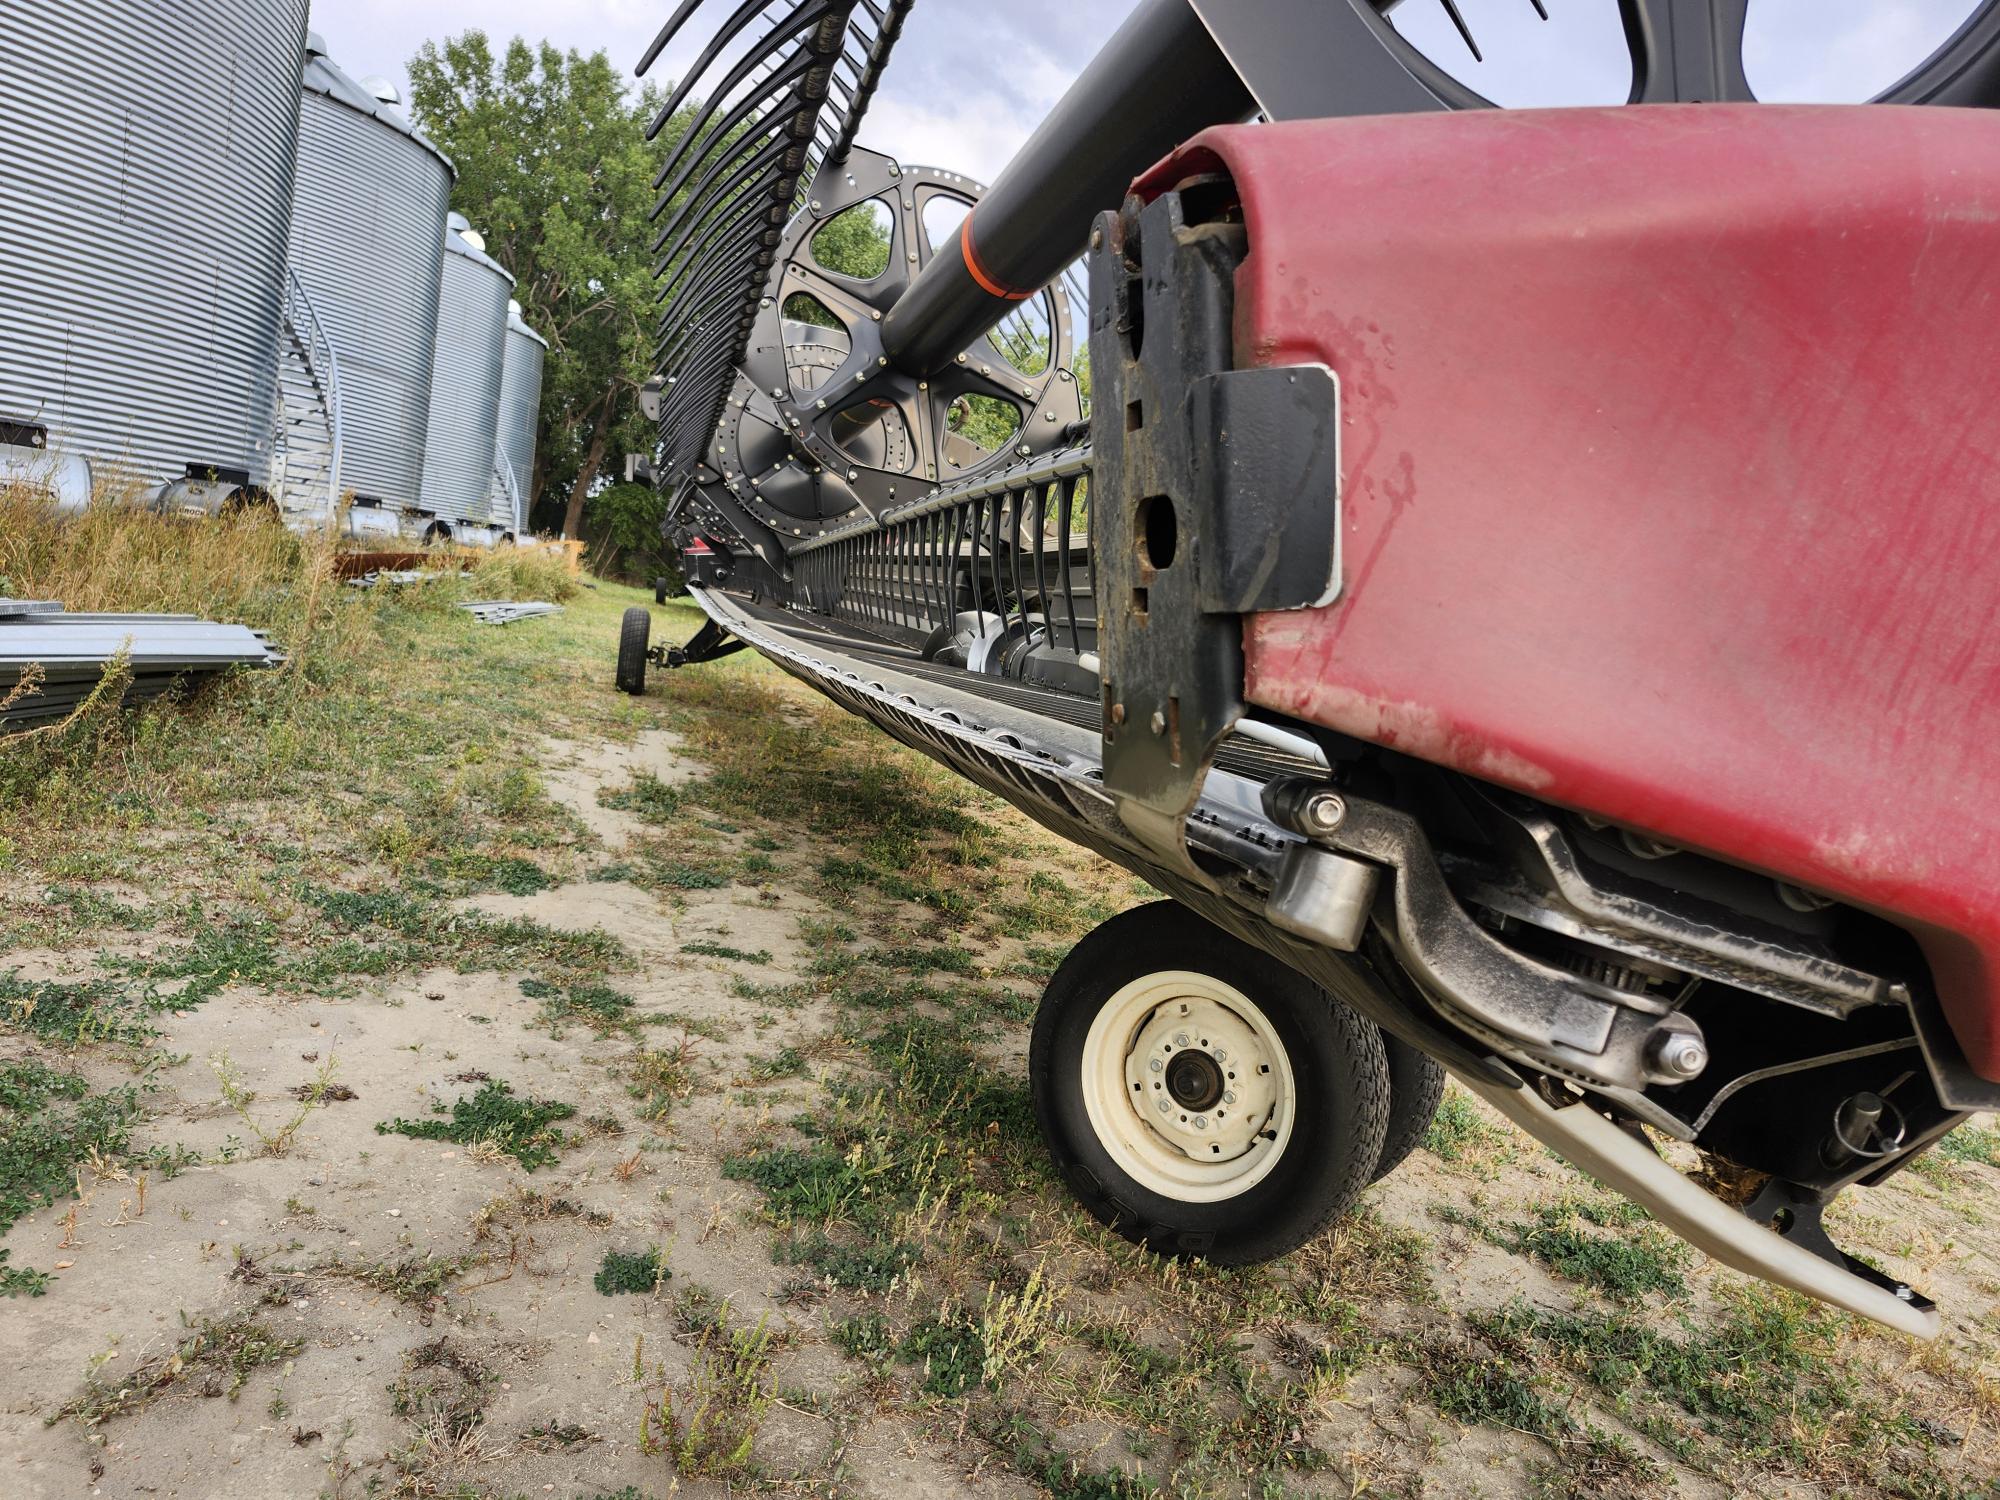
xmin=0 ymin=600 xmax=281 ymax=733
xmin=0 ymin=1 xmax=310 ymax=496
xmin=493 ymin=302 xmax=548 ymax=534
xmin=419 ymin=225 xmax=515 ymax=529
xmin=288 ymin=35 xmax=455 ymax=512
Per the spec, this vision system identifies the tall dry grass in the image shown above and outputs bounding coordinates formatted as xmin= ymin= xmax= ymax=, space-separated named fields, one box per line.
xmin=0 ymin=484 xmax=584 ymax=821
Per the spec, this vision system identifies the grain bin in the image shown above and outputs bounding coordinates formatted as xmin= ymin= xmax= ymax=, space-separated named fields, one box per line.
xmin=0 ymin=1 xmax=310 ymax=499
xmin=287 ymin=35 xmax=454 ymax=512
xmin=418 ymin=219 xmax=514 ymax=532
xmin=493 ymin=301 xmax=548 ymax=534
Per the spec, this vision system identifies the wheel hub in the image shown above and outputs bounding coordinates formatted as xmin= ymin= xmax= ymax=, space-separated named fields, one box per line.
xmin=1122 ymin=993 xmax=1280 ymax=1166
xmin=1165 ymin=1050 xmax=1224 ymax=1111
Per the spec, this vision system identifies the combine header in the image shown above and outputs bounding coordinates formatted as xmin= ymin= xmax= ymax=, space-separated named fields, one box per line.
xmin=623 ymin=0 xmax=2000 ymax=1337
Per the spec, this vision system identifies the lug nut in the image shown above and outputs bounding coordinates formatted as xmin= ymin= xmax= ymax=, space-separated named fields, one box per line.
xmin=1650 ymin=1032 xmax=1708 ymax=1080
xmin=1149 ymin=1059 xmax=1162 ymax=1073
xmin=1193 ymin=1117 xmax=1208 ymax=1131
xmin=1223 ymin=1090 xmax=1236 ymax=1105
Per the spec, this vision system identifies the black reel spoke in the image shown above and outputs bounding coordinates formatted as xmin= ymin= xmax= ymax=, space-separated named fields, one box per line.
xmin=1618 ymin=0 xmax=1754 ymax=103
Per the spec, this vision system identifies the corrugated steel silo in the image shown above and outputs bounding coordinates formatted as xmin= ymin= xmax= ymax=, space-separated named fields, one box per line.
xmin=418 ymin=222 xmax=514 ymax=528
xmin=494 ymin=302 xmax=548 ymax=534
xmin=0 ymin=1 xmax=310 ymax=496
xmin=288 ymin=35 xmax=455 ymax=509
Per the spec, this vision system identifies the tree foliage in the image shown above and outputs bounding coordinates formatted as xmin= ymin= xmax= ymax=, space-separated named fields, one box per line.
xmin=407 ymin=34 xmax=675 ymax=539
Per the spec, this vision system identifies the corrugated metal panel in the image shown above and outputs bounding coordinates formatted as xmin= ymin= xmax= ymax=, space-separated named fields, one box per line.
xmin=0 ymin=1 xmax=309 ymax=493
xmin=288 ymin=47 xmax=454 ymax=507
xmin=494 ymin=310 xmax=547 ymax=532
xmin=419 ymin=231 xmax=513 ymax=524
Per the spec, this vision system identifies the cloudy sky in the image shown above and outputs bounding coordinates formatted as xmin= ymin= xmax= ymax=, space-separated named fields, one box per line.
xmin=305 ymin=0 xmax=1984 ymax=182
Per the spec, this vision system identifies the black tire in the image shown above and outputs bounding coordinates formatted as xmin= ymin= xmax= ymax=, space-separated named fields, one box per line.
xmin=653 ymin=576 xmax=669 ymax=604
xmin=1374 ymin=1037 xmax=1446 ymax=1183
xmin=1030 ymin=901 xmax=1390 ymax=1265
xmin=616 ymin=606 xmax=650 ymax=695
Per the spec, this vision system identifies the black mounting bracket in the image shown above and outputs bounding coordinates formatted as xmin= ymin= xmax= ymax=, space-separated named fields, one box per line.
xmin=656 ymin=617 xmax=745 ymax=670
xmin=1743 ymin=1177 xmax=1936 ymax=1315
xmin=1087 ymin=180 xmax=1340 ymax=869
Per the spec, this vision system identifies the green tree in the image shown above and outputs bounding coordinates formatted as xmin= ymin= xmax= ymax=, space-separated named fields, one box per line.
xmin=407 ymin=33 xmax=676 ymax=539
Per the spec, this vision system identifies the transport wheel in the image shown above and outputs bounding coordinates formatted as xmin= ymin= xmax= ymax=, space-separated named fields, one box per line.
xmin=653 ymin=576 xmax=669 ymax=604
xmin=1030 ymin=901 xmax=1389 ymax=1264
xmin=1374 ymin=1039 xmax=1446 ymax=1184
xmin=615 ymin=606 xmax=651 ymax=695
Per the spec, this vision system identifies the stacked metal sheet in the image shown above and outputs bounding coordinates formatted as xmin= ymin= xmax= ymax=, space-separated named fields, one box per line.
xmin=458 ymin=601 xmax=561 ymax=626
xmin=0 ymin=602 xmax=282 ymax=733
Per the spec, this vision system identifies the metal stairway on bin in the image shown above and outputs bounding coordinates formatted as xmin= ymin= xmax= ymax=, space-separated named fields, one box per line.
xmin=273 ymin=267 xmax=344 ymax=528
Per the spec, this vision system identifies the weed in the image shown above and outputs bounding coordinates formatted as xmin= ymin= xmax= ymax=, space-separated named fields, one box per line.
xmin=640 ymin=1301 xmax=774 ymax=1478
xmin=388 ymin=1337 xmax=495 ymax=1449
xmin=0 ymin=969 xmax=153 ymax=1046
xmin=210 ymin=1049 xmax=339 ymax=1156
xmin=828 ymin=1311 xmax=896 ymax=1364
xmin=682 ymin=940 xmax=771 ymax=966
xmin=1418 ymin=1337 xmax=1572 ymax=1442
xmin=339 ymin=1253 xmax=481 ymax=1319
xmin=595 ymin=1247 xmax=671 ymax=1296
xmin=629 ymin=1040 xmax=700 ymax=1122
xmin=774 ymin=1233 xmax=917 ymax=1292
xmin=903 ymin=1310 xmax=986 ymax=1397
xmin=56 ymin=1314 xmax=302 ymax=1425
xmin=525 ymin=977 xmax=642 ymax=1035
xmin=747 ymin=1046 xmax=807 ymax=1083
xmin=0 ymin=1059 xmax=144 ymax=1295
xmin=1504 ymin=1198 xmax=1688 ymax=1300
xmin=599 ymin=773 xmax=690 ymax=823
xmin=376 ymin=1080 xmax=575 ymax=1170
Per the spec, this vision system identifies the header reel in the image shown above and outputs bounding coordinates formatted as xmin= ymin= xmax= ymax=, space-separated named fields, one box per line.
xmin=680 ymin=148 xmax=1083 ymax=559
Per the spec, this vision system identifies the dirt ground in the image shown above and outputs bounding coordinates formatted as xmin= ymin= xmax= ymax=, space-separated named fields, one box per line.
xmin=3 ymin=587 xmax=1997 ymax=1500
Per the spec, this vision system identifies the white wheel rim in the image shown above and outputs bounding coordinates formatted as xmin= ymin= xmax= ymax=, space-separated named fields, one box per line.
xmin=1079 ymin=968 xmax=1297 ymax=1203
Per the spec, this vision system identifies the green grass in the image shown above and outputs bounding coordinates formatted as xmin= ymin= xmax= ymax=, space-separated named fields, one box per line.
xmin=375 ymin=1080 xmax=576 ymax=1170
xmin=1423 ymin=1087 xmax=1513 ymax=1165
xmin=1936 ymin=1120 xmax=2000 ymax=1168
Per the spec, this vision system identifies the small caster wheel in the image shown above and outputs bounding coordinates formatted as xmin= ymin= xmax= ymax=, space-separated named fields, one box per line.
xmin=654 ymin=576 xmax=669 ymax=605
xmin=616 ymin=606 xmax=650 ymax=695
xmin=1030 ymin=901 xmax=1390 ymax=1264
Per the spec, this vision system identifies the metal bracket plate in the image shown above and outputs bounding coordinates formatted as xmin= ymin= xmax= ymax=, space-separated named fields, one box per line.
xmin=1188 ymin=364 xmax=1341 ymax=613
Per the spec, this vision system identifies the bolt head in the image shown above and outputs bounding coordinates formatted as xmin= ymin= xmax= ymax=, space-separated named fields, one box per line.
xmin=1652 ymin=1033 xmax=1708 ymax=1080
xmin=1193 ymin=1116 xmax=1208 ymax=1131
xmin=1223 ymin=1090 xmax=1236 ymax=1105
xmin=1174 ymin=1033 xmax=1189 ymax=1048
xmin=1156 ymin=1100 xmax=1170 ymax=1115
xmin=1149 ymin=1059 xmax=1163 ymax=1074
xmin=1302 ymin=792 xmax=1348 ymax=836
